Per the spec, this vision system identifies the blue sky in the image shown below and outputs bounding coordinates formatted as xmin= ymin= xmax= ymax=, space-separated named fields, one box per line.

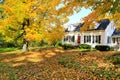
xmin=64 ymin=8 xmax=92 ymax=27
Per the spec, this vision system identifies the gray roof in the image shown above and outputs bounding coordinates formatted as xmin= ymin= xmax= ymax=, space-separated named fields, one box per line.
xmin=112 ymin=29 xmax=120 ymax=37
xmin=74 ymin=23 xmax=84 ymax=32
xmin=96 ymin=19 xmax=110 ymax=30
xmin=65 ymin=23 xmax=84 ymax=32
xmin=65 ymin=19 xmax=110 ymax=32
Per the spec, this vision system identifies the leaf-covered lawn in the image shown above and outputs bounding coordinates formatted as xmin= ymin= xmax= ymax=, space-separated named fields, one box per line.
xmin=0 ymin=48 xmax=120 ymax=80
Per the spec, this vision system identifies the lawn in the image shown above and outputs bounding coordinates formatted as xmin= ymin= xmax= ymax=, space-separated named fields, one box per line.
xmin=0 ymin=48 xmax=120 ymax=80
xmin=0 ymin=47 xmax=19 ymax=53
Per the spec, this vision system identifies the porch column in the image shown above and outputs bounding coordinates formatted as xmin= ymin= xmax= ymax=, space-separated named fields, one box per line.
xmin=94 ymin=35 xmax=96 ymax=44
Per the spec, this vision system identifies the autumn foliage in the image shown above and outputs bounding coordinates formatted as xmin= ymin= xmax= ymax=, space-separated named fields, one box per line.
xmin=0 ymin=0 xmax=66 ymax=45
xmin=0 ymin=0 xmax=119 ymax=46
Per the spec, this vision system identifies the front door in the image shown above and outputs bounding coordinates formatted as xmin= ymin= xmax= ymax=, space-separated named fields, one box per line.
xmin=77 ymin=36 xmax=81 ymax=44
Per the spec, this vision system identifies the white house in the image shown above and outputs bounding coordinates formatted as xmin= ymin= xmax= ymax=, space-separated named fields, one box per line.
xmin=62 ymin=19 xmax=120 ymax=49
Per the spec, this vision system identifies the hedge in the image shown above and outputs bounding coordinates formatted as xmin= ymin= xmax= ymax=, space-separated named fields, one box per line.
xmin=95 ymin=45 xmax=110 ymax=51
xmin=62 ymin=44 xmax=74 ymax=50
xmin=79 ymin=44 xmax=91 ymax=49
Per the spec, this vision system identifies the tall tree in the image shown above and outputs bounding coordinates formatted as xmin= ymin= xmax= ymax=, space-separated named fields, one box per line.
xmin=0 ymin=0 xmax=67 ymax=51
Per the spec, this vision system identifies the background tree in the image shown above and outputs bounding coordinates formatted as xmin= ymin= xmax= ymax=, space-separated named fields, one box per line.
xmin=80 ymin=0 xmax=120 ymax=30
xmin=56 ymin=0 xmax=120 ymax=30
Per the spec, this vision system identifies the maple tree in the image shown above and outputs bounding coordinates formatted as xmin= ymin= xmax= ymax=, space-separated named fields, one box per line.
xmin=0 ymin=0 xmax=67 ymax=51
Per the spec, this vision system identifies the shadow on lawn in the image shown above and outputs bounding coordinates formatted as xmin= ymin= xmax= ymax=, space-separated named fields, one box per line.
xmin=0 ymin=48 xmax=68 ymax=67
xmin=0 ymin=48 xmax=119 ymax=80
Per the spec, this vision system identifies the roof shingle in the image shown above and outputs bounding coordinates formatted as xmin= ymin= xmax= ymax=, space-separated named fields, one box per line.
xmin=112 ymin=29 xmax=120 ymax=37
xmin=96 ymin=19 xmax=110 ymax=30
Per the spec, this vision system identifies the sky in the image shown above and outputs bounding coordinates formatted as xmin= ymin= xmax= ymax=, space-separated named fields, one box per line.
xmin=64 ymin=8 xmax=92 ymax=27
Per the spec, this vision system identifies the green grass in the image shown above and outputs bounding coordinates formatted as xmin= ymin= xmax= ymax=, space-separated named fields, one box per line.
xmin=0 ymin=47 xmax=19 ymax=53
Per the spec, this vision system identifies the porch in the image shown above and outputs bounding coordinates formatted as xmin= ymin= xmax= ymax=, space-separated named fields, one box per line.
xmin=62 ymin=33 xmax=81 ymax=46
xmin=111 ymin=37 xmax=120 ymax=50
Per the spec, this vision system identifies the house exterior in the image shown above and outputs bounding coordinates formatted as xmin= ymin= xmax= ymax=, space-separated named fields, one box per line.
xmin=62 ymin=19 xmax=120 ymax=49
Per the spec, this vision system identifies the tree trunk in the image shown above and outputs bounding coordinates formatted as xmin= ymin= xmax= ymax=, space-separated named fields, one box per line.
xmin=21 ymin=18 xmax=30 ymax=52
xmin=22 ymin=39 xmax=29 ymax=52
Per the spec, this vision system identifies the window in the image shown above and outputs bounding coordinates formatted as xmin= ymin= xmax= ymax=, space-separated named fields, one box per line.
xmin=71 ymin=36 xmax=75 ymax=42
xmin=95 ymin=35 xmax=101 ymax=44
xmin=84 ymin=35 xmax=91 ymax=43
xmin=96 ymin=36 xmax=98 ymax=43
xmin=113 ymin=38 xmax=115 ymax=43
xmin=64 ymin=37 xmax=65 ymax=42
xmin=69 ymin=36 xmax=73 ymax=42
xmin=84 ymin=36 xmax=86 ymax=43
xmin=64 ymin=36 xmax=68 ymax=42
xmin=64 ymin=36 xmax=73 ymax=42
xmin=89 ymin=35 xmax=91 ymax=43
xmin=98 ymin=35 xmax=101 ymax=44
xmin=92 ymin=35 xmax=101 ymax=44
xmin=107 ymin=36 xmax=111 ymax=43
xmin=68 ymin=36 xmax=70 ymax=42
xmin=87 ymin=36 xmax=89 ymax=42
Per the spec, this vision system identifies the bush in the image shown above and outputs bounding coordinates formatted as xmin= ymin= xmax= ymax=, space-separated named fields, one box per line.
xmin=0 ymin=42 xmax=17 ymax=48
xmin=39 ymin=40 xmax=48 ymax=46
xmin=79 ymin=44 xmax=91 ymax=49
xmin=110 ymin=47 xmax=114 ymax=51
xmin=5 ymin=42 xmax=16 ymax=47
xmin=57 ymin=41 xmax=62 ymax=47
xmin=54 ymin=41 xmax=62 ymax=47
xmin=62 ymin=44 xmax=73 ymax=50
xmin=95 ymin=45 xmax=110 ymax=51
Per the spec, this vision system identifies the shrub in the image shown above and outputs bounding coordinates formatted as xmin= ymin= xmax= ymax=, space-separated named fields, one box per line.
xmin=95 ymin=45 xmax=110 ymax=51
xmin=110 ymin=47 xmax=114 ymax=51
xmin=54 ymin=41 xmax=62 ymax=47
xmin=6 ymin=42 xmax=16 ymax=47
xmin=79 ymin=44 xmax=91 ymax=49
xmin=39 ymin=40 xmax=48 ymax=46
xmin=57 ymin=41 xmax=62 ymax=47
xmin=62 ymin=44 xmax=73 ymax=50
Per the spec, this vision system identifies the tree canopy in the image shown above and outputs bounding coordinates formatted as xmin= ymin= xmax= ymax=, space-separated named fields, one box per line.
xmin=0 ymin=0 xmax=119 ymax=45
xmin=56 ymin=0 xmax=120 ymax=31
xmin=0 ymin=0 xmax=66 ymax=45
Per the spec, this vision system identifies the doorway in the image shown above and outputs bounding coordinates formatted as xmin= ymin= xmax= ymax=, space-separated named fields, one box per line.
xmin=77 ymin=36 xmax=81 ymax=44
